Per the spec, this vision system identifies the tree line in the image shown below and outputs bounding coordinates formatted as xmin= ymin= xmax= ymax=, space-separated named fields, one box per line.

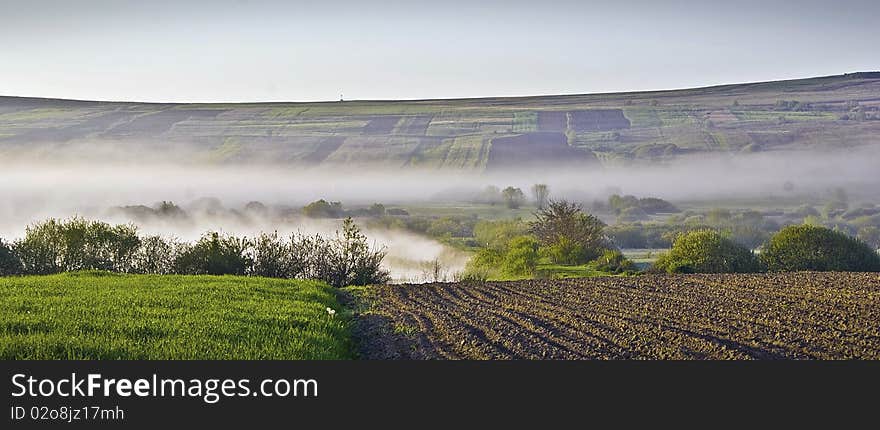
xmin=0 ymin=217 xmax=389 ymax=287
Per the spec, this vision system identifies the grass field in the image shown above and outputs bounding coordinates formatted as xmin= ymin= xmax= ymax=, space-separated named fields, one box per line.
xmin=0 ymin=271 xmax=353 ymax=360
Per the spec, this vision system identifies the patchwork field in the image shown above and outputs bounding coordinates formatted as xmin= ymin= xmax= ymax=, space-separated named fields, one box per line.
xmin=347 ymin=272 xmax=880 ymax=359
xmin=2 ymin=72 xmax=879 ymax=169
xmin=0 ymin=272 xmax=352 ymax=359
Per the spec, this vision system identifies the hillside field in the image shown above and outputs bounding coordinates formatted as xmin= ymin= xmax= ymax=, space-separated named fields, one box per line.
xmin=2 ymin=73 xmax=879 ymax=169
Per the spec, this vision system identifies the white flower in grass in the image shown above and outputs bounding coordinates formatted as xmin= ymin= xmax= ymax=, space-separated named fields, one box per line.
xmin=326 ymin=307 xmax=336 ymax=317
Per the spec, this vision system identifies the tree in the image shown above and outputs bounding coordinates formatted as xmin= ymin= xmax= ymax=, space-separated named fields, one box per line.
xmin=502 ymin=187 xmax=525 ymax=209
xmin=173 ymin=232 xmax=252 ymax=275
xmin=761 ymin=225 xmax=880 ymax=272
xmin=531 ymin=184 xmax=550 ymax=210
xmin=529 ymin=200 xmax=611 ymax=264
xmin=302 ymin=199 xmax=345 ymax=218
xmin=0 ymin=238 xmax=22 ymax=276
xmin=652 ymin=230 xmax=763 ymax=274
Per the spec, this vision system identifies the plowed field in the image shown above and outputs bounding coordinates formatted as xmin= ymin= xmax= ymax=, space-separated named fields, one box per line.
xmin=348 ymin=273 xmax=880 ymax=359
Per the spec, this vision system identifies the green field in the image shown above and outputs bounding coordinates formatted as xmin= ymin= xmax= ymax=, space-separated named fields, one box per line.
xmin=0 ymin=272 xmax=352 ymax=360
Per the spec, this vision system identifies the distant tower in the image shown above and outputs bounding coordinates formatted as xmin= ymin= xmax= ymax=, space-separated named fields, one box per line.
xmin=339 ymin=92 xmax=344 ymax=102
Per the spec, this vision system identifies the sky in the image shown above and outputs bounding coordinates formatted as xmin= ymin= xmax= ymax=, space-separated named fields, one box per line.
xmin=1 ymin=0 xmax=877 ymax=102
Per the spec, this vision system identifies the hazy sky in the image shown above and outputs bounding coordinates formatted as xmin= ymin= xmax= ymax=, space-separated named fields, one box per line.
xmin=1 ymin=0 xmax=877 ymax=102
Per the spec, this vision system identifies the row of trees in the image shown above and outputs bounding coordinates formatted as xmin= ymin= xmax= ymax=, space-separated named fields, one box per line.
xmin=0 ymin=218 xmax=389 ymax=287
xmin=653 ymin=225 xmax=880 ymax=273
xmin=474 ymin=184 xmax=550 ymax=209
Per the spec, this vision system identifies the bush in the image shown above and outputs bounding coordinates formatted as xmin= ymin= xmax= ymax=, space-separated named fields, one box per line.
xmin=0 ymin=238 xmax=22 ymax=275
xmin=541 ymin=236 xmax=587 ymax=265
xmin=174 ymin=232 xmax=252 ymax=275
xmin=473 ymin=219 xmax=527 ymax=251
xmin=251 ymin=232 xmax=304 ymax=278
xmin=14 ymin=218 xmax=141 ymax=274
xmin=590 ymin=250 xmax=637 ymax=274
xmin=132 ymin=235 xmax=180 ymax=275
xmin=530 ymin=200 xmax=611 ymax=264
xmin=331 ymin=218 xmax=390 ymax=287
xmin=302 ymin=199 xmax=345 ymax=218
xmin=653 ymin=230 xmax=763 ymax=274
xmin=761 ymin=225 xmax=880 ymax=272
xmin=618 ymin=206 xmax=649 ymax=222
xmin=501 ymin=236 xmax=540 ymax=276
xmin=462 ymin=248 xmax=503 ymax=281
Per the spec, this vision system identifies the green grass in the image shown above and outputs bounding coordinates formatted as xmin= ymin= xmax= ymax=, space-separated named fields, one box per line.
xmin=536 ymin=264 xmax=629 ymax=279
xmin=0 ymin=271 xmax=353 ymax=360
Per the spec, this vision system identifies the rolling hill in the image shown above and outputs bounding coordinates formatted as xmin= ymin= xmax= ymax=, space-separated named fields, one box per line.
xmin=1 ymin=72 xmax=879 ymax=170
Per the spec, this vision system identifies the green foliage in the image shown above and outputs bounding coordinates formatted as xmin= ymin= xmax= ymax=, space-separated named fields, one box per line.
xmin=463 ymin=235 xmax=538 ymax=279
xmin=250 ymin=231 xmax=305 ymax=279
xmin=606 ymin=223 xmax=673 ymax=248
xmin=652 ymin=229 xmax=763 ymax=274
xmin=174 ymin=232 xmax=252 ymax=276
xmin=302 ymin=199 xmax=345 ymax=218
xmin=761 ymin=225 xmax=880 ymax=272
xmin=0 ymin=272 xmax=353 ymax=359
xmin=462 ymin=248 xmax=503 ymax=280
xmin=14 ymin=218 xmax=141 ymax=275
xmin=501 ymin=236 xmax=540 ymax=276
xmin=608 ymin=194 xmax=678 ymax=216
xmin=425 ymin=216 xmax=476 ymax=239
xmin=473 ymin=219 xmax=528 ymax=251
xmin=589 ymin=250 xmax=638 ymax=274
xmin=3 ymin=217 xmax=389 ymax=288
xmin=0 ymin=239 xmax=22 ymax=276
xmin=530 ymin=200 xmax=611 ymax=264
xmin=531 ymin=184 xmax=550 ymax=210
xmin=618 ymin=206 xmax=649 ymax=222
xmin=541 ymin=236 xmax=587 ymax=265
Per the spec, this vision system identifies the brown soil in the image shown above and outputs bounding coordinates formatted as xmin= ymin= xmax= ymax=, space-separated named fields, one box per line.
xmin=348 ymin=273 xmax=880 ymax=360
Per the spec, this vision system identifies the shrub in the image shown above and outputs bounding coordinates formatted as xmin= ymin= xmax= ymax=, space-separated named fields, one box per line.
xmin=653 ymin=229 xmax=763 ymax=274
xmin=14 ymin=218 xmax=141 ymax=274
xmin=761 ymin=225 xmax=880 ymax=272
xmin=530 ymin=200 xmax=611 ymax=264
xmin=302 ymin=199 xmax=345 ymax=218
xmin=333 ymin=218 xmax=390 ymax=287
xmin=174 ymin=232 xmax=252 ymax=275
xmin=618 ymin=206 xmax=649 ymax=222
xmin=250 ymin=232 xmax=304 ymax=279
xmin=462 ymin=248 xmax=503 ymax=280
xmin=541 ymin=236 xmax=587 ymax=265
xmin=501 ymin=236 xmax=540 ymax=277
xmin=0 ymin=238 xmax=22 ymax=275
xmin=132 ymin=235 xmax=180 ymax=275
xmin=473 ymin=219 xmax=528 ymax=251
xmin=590 ymin=250 xmax=637 ymax=274
xmin=3 ymin=217 xmax=391 ymax=287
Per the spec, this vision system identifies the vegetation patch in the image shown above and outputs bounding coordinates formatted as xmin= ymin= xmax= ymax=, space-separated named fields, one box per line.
xmin=0 ymin=272 xmax=353 ymax=359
